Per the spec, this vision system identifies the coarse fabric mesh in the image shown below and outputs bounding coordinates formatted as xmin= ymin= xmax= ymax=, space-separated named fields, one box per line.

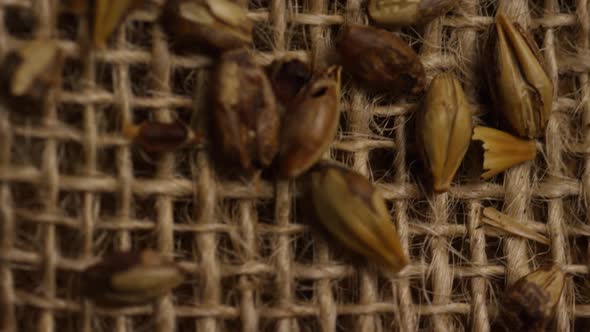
xmin=0 ymin=0 xmax=589 ymax=331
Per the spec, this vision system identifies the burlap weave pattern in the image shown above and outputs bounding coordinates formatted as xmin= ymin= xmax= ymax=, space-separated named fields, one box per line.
xmin=0 ymin=0 xmax=589 ymax=331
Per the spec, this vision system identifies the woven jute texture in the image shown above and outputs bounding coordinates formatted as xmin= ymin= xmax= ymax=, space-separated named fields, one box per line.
xmin=1 ymin=0 xmax=590 ymax=331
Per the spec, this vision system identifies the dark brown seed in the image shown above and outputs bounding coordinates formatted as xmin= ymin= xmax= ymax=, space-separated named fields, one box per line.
xmin=279 ymin=66 xmax=341 ymax=178
xmin=500 ymin=264 xmax=564 ymax=331
xmin=0 ymin=39 xmax=63 ymax=109
xmin=82 ymin=250 xmax=186 ymax=306
xmin=160 ymin=0 xmax=253 ymax=54
xmin=336 ymin=24 xmax=426 ymax=95
xmin=123 ymin=121 xmax=203 ymax=153
xmin=266 ymin=57 xmax=312 ymax=106
xmin=212 ymin=49 xmax=279 ymax=170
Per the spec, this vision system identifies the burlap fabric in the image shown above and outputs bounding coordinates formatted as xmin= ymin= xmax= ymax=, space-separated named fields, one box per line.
xmin=0 ymin=0 xmax=589 ymax=331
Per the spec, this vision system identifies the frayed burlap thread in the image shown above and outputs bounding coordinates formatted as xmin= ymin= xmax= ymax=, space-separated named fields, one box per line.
xmin=1 ymin=0 xmax=590 ymax=331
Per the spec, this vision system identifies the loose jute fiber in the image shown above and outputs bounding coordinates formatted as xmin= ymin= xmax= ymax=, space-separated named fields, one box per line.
xmin=1 ymin=0 xmax=590 ymax=331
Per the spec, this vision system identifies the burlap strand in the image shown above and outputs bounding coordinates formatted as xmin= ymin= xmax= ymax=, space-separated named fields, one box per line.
xmin=0 ymin=0 xmax=589 ymax=331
